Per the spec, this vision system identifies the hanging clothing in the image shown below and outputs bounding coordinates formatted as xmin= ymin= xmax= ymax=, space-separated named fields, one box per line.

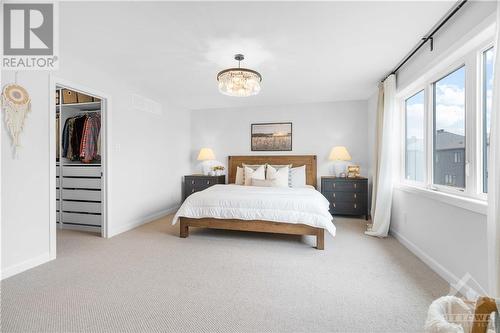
xmin=96 ymin=130 xmax=101 ymax=158
xmin=61 ymin=113 xmax=101 ymax=163
xmin=80 ymin=114 xmax=101 ymax=163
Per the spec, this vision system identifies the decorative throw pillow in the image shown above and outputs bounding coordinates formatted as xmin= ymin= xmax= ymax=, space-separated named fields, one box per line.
xmin=290 ymin=165 xmax=307 ymax=187
xmin=266 ymin=165 xmax=290 ymax=187
xmin=242 ymin=164 xmax=265 ymax=184
xmin=235 ymin=166 xmax=244 ymax=185
xmin=268 ymin=164 xmax=292 ymax=186
xmin=244 ymin=165 xmax=265 ymax=186
xmin=251 ymin=178 xmax=278 ymax=187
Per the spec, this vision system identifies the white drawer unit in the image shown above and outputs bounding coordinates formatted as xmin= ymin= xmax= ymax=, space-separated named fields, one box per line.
xmin=62 ymin=212 xmax=101 ymax=226
xmin=58 ymin=165 xmax=103 ymax=228
xmin=62 ymin=177 xmax=101 ymax=189
xmin=62 ymin=201 xmax=101 ymax=214
xmin=63 ymin=166 xmax=101 ymax=177
xmin=62 ymin=189 xmax=101 ymax=201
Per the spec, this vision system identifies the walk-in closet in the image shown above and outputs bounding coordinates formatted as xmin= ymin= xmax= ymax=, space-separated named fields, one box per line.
xmin=55 ymin=86 xmax=105 ymax=236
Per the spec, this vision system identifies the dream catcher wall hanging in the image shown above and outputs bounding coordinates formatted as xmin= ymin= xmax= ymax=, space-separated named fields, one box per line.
xmin=1 ymin=83 xmax=32 ymax=156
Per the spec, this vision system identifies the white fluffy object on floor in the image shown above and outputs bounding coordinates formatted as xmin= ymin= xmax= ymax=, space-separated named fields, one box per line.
xmin=424 ymin=296 xmax=494 ymax=333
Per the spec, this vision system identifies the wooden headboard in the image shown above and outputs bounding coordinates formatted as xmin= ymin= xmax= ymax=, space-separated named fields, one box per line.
xmin=228 ymin=155 xmax=317 ymax=188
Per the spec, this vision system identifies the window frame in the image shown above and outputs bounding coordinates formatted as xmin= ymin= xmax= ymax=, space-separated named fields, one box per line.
xmin=398 ymin=36 xmax=494 ymax=202
xmin=477 ymin=44 xmax=494 ymax=199
xmin=430 ymin=62 xmax=469 ymax=197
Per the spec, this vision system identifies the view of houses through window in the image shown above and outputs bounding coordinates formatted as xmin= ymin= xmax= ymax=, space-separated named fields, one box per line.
xmin=433 ymin=66 xmax=466 ymax=189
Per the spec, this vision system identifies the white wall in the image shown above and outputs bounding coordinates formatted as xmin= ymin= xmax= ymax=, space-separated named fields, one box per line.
xmin=389 ymin=0 xmax=496 ymax=294
xmin=190 ymin=101 xmax=369 ymax=184
xmin=1 ymin=71 xmax=52 ymax=277
xmin=1 ymin=60 xmax=190 ymax=279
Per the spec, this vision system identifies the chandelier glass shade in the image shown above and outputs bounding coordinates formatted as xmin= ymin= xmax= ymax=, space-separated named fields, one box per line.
xmin=217 ymin=54 xmax=262 ymax=97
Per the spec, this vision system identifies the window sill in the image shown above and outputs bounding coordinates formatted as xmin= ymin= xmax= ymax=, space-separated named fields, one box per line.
xmin=394 ymin=183 xmax=487 ymax=215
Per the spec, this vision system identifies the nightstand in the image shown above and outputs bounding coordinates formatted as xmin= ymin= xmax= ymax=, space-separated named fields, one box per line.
xmin=321 ymin=176 xmax=369 ymax=220
xmin=183 ymin=175 xmax=225 ymax=201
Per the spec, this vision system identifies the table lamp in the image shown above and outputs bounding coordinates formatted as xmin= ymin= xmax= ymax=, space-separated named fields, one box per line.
xmin=197 ymin=148 xmax=215 ymax=175
xmin=329 ymin=146 xmax=351 ymax=177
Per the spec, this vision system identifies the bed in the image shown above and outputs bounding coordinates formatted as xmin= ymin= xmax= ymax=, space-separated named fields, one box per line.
xmin=172 ymin=155 xmax=335 ymax=249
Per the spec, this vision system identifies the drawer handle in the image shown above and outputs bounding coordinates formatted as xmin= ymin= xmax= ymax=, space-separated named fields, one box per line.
xmin=354 ymin=184 xmax=357 ymax=189
xmin=354 ymin=203 xmax=357 ymax=209
xmin=191 ymin=180 xmax=194 ymax=185
xmin=354 ymin=194 xmax=357 ymax=199
xmin=333 ymin=183 xmax=336 ymax=188
xmin=191 ymin=189 xmax=195 ymax=193
xmin=333 ymin=193 xmax=336 ymax=198
xmin=333 ymin=203 xmax=336 ymax=208
xmin=207 ymin=180 xmax=210 ymax=185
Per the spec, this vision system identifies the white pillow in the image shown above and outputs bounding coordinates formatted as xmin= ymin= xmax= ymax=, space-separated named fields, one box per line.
xmin=242 ymin=164 xmax=265 ymax=184
xmin=290 ymin=165 xmax=307 ymax=187
xmin=235 ymin=166 xmax=244 ymax=185
xmin=251 ymin=179 xmax=278 ymax=187
xmin=244 ymin=165 xmax=265 ymax=186
xmin=268 ymin=164 xmax=292 ymax=186
xmin=266 ymin=165 xmax=289 ymax=187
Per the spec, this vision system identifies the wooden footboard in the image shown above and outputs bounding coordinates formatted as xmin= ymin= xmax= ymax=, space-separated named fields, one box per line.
xmin=179 ymin=217 xmax=325 ymax=250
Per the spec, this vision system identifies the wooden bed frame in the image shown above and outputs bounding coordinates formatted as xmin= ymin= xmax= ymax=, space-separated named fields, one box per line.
xmin=179 ymin=155 xmax=325 ymax=250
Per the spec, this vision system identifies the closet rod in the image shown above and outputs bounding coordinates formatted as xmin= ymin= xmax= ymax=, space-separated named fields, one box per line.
xmin=381 ymin=0 xmax=468 ymax=82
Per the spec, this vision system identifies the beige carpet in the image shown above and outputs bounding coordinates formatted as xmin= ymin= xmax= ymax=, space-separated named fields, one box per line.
xmin=1 ymin=215 xmax=448 ymax=333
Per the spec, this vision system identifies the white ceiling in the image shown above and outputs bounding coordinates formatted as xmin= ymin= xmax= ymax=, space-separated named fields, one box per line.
xmin=60 ymin=1 xmax=454 ymax=110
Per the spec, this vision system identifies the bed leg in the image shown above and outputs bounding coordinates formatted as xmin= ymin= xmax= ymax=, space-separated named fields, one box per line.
xmin=180 ymin=220 xmax=189 ymax=238
xmin=316 ymin=229 xmax=324 ymax=250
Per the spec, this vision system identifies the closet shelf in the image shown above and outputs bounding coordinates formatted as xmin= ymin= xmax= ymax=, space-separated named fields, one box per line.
xmin=60 ymin=102 xmax=101 ymax=111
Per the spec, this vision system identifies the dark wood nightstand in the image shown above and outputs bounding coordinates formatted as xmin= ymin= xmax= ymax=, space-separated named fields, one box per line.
xmin=321 ymin=176 xmax=369 ymax=220
xmin=183 ymin=175 xmax=225 ymax=201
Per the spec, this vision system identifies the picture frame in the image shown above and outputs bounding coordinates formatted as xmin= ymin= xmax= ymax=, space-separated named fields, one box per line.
xmin=251 ymin=122 xmax=292 ymax=151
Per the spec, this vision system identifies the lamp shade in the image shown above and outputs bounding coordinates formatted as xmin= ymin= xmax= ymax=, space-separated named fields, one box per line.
xmin=329 ymin=146 xmax=352 ymax=161
xmin=197 ymin=148 xmax=215 ymax=161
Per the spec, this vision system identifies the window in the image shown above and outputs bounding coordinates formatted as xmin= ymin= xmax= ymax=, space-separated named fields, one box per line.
xmin=405 ymin=90 xmax=425 ymax=182
xmin=483 ymin=47 xmax=494 ymax=193
xmin=400 ymin=36 xmax=494 ymax=200
xmin=433 ymin=66 xmax=466 ymax=189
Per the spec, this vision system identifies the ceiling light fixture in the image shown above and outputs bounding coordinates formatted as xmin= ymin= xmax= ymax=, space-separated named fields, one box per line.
xmin=217 ymin=54 xmax=262 ymax=97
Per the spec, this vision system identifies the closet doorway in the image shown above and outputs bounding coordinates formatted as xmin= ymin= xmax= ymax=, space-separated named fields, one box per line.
xmin=51 ymin=78 xmax=108 ymax=255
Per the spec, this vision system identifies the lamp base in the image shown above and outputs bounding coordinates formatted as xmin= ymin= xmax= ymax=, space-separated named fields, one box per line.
xmin=333 ymin=162 xmax=348 ymax=177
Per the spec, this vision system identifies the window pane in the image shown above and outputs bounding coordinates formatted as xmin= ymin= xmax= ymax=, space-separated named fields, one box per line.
xmin=483 ymin=47 xmax=493 ymax=193
xmin=433 ymin=66 xmax=466 ymax=188
xmin=405 ymin=90 xmax=425 ymax=182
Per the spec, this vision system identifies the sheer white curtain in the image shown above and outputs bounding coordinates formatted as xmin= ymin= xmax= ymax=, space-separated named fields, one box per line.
xmin=370 ymin=84 xmax=384 ymax=218
xmin=487 ymin=4 xmax=500 ymax=297
xmin=366 ymin=74 xmax=397 ymax=238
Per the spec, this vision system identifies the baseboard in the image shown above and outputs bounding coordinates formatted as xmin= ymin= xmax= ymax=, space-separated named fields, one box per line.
xmin=390 ymin=228 xmax=485 ymax=299
xmin=1 ymin=252 xmax=53 ymax=280
xmin=107 ymin=205 xmax=179 ymax=238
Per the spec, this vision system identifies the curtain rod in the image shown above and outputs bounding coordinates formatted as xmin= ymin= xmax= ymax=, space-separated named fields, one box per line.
xmin=382 ymin=0 xmax=468 ymax=82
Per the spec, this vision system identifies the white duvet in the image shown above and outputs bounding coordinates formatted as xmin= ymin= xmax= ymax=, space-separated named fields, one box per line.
xmin=172 ymin=184 xmax=336 ymax=236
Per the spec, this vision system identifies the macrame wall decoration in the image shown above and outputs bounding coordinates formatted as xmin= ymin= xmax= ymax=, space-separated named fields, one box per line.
xmin=1 ymin=83 xmax=32 ymax=156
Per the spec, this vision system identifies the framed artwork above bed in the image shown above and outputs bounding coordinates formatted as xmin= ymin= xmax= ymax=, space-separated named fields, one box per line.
xmin=251 ymin=122 xmax=292 ymax=151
